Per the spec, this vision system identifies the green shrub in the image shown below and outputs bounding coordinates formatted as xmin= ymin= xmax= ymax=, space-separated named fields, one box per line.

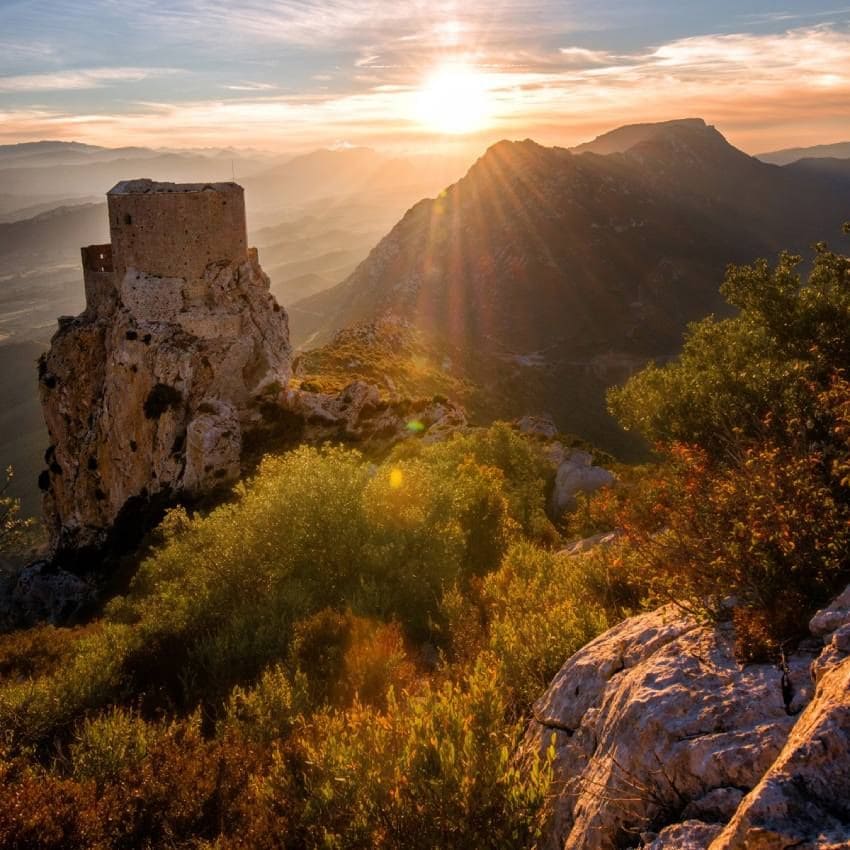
xmin=609 ymin=241 xmax=850 ymax=455
xmin=220 ymin=665 xmax=305 ymax=744
xmin=71 ymin=707 xmax=154 ymax=787
xmin=611 ymin=440 xmax=850 ymax=657
xmin=482 ymin=543 xmax=609 ymax=708
xmin=0 ymin=466 xmax=36 ymax=556
xmin=260 ymin=659 xmax=553 ymax=849
xmin=287 ymin=609 xmax=416 ymax=709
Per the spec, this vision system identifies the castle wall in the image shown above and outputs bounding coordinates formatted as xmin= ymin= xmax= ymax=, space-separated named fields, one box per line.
xmin=106 ymin=182 xmax=248 ymax=282
xmin=81 ymin=243 xmax=115 ymax=314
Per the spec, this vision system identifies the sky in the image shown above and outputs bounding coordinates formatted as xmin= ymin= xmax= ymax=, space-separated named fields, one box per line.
xmin=1 ymin=0 xmax=849 ymax=154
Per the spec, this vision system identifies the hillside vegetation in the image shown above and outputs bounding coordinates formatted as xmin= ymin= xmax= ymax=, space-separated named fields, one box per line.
xmin=0 ymin=233 xmax=849 ymax=847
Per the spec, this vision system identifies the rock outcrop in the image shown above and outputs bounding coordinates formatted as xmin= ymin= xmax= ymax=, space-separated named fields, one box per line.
xmin=711 ymin=656 xmax=850 ymax=849
xmin=522 ymin=562 xmax=850 ymax=850
xmin=548 ymin=448 xmax=615 ymax=516
xmin=709 ymin=594 xmax=850 ymax=850
xmin=38 ymin=181 xmax=291 ymax=557
xmin=514 ymin=413 xmax=616 ymax=517
xmin=285 ymin=380 xmax=467 ymax=449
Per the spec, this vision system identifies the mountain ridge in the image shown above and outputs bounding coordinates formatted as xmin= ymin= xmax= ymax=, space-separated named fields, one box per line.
xmin=290 ymin=118 xmax=850 ymax=452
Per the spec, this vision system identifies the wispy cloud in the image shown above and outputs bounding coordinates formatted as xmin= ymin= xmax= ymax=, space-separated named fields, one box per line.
xmin=0 ymin=67 xmax=177 ymax=93
xmin=737 ymin=6 xmax=850 ymax=25
xmin=1 ymin=19 xmax=849 ymax=153
xmin=137 ymin=0 xmax=591 ymax=51
xmin=223 ymin=81 xmax=278 ymax=92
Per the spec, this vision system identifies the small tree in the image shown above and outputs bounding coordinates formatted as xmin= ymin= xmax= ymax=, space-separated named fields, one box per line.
xmin=608 ymin=234 xmax=850 ymax=458
xmin=0 ymin=467 xmax=34 ymax=556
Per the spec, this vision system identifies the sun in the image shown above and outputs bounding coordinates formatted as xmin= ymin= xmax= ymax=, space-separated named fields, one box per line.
xmin=415 ymin=62 xmax=492 ymax=135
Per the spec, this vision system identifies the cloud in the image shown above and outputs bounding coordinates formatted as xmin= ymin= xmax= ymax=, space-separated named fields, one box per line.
xmin=736 ymin=7 xmax=850 ymax=26
xmin=0 ymin=67 xmax=176 ymax=93
xmin=557 ymin=47 xmax=618 ymax=66
xmin=0 ymin=39 xmax=56 ymax=62
xmin=2 ymin=23 xmax=850 ymax=154
xmin=223 ymin=81 xmax=278 ymax=91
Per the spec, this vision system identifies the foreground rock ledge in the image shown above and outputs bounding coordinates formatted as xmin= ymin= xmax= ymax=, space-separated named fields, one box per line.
xmin=521 ymin=575 xmax=850 ymax=850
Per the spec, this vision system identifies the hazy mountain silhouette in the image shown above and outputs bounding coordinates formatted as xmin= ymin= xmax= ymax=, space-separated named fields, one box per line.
xmin=757 ymin=140 xmax=850 ymax=165
xmin=290 ymin=119 xmax=850 ymax=452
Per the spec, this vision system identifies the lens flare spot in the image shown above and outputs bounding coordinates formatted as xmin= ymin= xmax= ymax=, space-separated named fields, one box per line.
xmin=389 ymin=467 xmax=404 ymax=489
xmin=406 ymin=419 xmax=426 ymax=432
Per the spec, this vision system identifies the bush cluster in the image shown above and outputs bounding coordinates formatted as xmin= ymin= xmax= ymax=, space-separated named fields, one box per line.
xmin=0 ymin=424 xmax=581 ymax=848
xmin=3 ymin=233 xmax=850 ymax=845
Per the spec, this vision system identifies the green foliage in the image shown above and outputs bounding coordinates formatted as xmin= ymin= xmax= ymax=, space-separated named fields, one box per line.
xmin=0 ymin=421 xmax=577 ymax=847
xmin=220 ymin=665 xmax=304 ymax=744
xmin=260 ymin=660 xmax=553 ymax=850
xmin=481 ymin=543 xmax=609 ymax=708
xmin=607 ymin=237 xmax=850 ymax=653
xmin=0 ymin=467 xmax=35 ymax=555
xmin=390 ymin=421 xmax=557 ymax=542
xmin=609 ymin=440 xmax=850 ymax=655
xmin=71 ymin=707 xmax=155 ymax=787
xmin=0 ymin=623 xmax=131 ymax=746
xmin=0 ymin=427 xmax=556 ymax=748
xmin=609 ymin=243 xmax=850 ymax=454
xmin=287 ymin=609 xmax=416 ymax=709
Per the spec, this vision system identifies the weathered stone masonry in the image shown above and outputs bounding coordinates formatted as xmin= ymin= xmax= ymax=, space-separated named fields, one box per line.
xmin=39 ymin=179 xmax=291 ymax=558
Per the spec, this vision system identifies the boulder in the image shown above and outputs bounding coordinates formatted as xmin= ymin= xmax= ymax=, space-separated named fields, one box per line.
xmin=549 ymin=449 xmax=615 ymax=516
xmin=645 ymin=821 xmax=723 ymax=850
xmin=522 ymin=606 xmax=815 ymax=850
xmin=515 ymin=413 xmax=559 ymax=439
xmin=710 ymin=655 xmax=850 ymax=850
xmin=284 ymin=382 xmax=467 ymax=449
xmin=522 ymin=582 xmax=850 ymax=850
xmin=0 ymin=560 xmax=94 ymax=630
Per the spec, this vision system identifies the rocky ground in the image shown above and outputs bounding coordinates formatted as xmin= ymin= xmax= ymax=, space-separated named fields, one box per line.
xmin=523 ymin=568 xmax=850 ymax=850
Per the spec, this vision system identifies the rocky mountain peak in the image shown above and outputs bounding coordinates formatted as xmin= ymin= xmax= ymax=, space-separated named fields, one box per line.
xmin=571 ymin=117 xmax=713 ymax=155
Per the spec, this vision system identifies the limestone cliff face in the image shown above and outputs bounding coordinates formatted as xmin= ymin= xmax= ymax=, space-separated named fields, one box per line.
xmin=522 ymin=558 xmax=850 ymax=850
xmin=39 ymin=246 xmax=290 ymax=556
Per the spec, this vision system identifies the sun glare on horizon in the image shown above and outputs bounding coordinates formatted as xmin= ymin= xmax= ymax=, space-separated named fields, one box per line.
xmin=414 ymin=62 xmax=493 ymax=135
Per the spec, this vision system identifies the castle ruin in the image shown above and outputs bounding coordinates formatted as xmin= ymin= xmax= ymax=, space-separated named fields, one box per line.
xmin=40 ymin=179 xmax=292 ymax=558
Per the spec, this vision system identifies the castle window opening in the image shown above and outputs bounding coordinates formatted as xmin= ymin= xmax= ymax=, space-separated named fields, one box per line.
xmin=124 ymin=213 xmax=133 ymax=225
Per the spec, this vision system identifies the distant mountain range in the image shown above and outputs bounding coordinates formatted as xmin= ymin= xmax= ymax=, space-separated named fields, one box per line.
xmin=290 ymin=119 xmax=850 ymax=453
xmin=757 ymin=140 xmax=850 ymax=166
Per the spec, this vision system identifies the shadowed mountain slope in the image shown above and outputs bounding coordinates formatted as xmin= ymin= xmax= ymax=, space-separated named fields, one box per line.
xmin=290 ymin=119 xmax=850 ymax=453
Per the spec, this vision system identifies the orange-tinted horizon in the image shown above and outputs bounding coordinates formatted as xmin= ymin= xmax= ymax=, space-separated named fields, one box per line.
xmin=1 ymin=16 xmax=849 ymax=155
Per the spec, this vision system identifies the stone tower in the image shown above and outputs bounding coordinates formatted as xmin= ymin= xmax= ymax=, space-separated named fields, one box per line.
xmin=81 ymin=180 xmax=249 ymax=314
xmin=40 ymin=180 xmax=291 ymax=559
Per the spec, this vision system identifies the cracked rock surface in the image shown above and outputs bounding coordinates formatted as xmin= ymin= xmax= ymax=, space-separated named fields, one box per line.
xmin=38 ymin=249 xmax=291 ymax=556
xmin=521 ymin=578 xmax=836 ymax=850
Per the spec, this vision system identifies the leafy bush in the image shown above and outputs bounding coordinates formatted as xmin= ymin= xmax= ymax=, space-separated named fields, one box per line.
xmin=481 ymin=543 xmax=609 ymax=708
xmin=259 ymin=660 xmax=553 ymax=850
xmin=0 ymin=428 xmax=554 ymax=748
xmin=71 ymin=706 xmax=155 ymax=787
xmin=609 ymin=240 xmax=850 ymax=455
xmin=606 ymin=237 xmax=850 ymax=654
xmin=0 ymin=466 xmax=35 ymax=555
xmin=0 ymin=424 xmax=594 ymax=846
xmin=220 ymin=665 xmax=305 ymax=744
xmin=607 ymin=435 xmax=850 ymax=657
xmin=287 ymin=609 xmax=417 ymax=709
